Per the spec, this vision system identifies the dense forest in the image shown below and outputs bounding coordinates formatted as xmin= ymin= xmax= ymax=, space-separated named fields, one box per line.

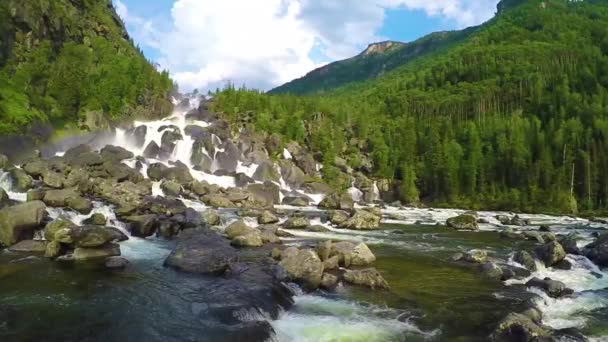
xmin=0 ymin=0 xmax=173 ymax=135
xmin=213 ymin=0 xmax=608 ymax=215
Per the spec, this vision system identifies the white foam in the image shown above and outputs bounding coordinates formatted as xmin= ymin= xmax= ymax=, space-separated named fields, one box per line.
xmin=0 ymin=171 xmax=27 ymax=202
xmin=272 ymin=294 xmax=437 ymax=342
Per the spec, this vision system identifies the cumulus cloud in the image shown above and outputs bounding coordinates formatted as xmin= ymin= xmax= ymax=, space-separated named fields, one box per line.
xmin=116 ymin=0 xmax=498 ymax=92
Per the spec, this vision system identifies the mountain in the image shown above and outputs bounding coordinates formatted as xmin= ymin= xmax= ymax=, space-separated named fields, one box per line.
xmin=270 ymin=28 xmax=477 ymax=95
xmin=0 ymin=0 xmax=174 ymax=135
xmin=213 ymin=0 xmax=608 ymax=215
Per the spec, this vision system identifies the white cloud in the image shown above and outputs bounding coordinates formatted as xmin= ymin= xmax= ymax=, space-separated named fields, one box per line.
xmin=116 ymin=0 xmax=498 ymax=92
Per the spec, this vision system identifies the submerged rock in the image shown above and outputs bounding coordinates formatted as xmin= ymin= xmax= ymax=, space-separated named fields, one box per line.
xmin=525 ymin=277 xmax=573 ymax=298
xmin=343 ymin=268 xmax=390 ymax=290
xmin=446 ymin=214 xmax=478 ymax=230
xmin=8 ymin=240 xmax=47 ymax=254
xmin=105 ymin=256 xmax=129 ymax=269
xmin=491 ymin=313 xmax=552 ymax=341
xmin=165 ymin=228 xmax=238 ymax=274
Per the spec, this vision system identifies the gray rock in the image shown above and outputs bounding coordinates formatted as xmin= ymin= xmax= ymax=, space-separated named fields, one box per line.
xmin=491 ymin=313 xmax=552 ymax=341
xmin=203 ymin=209 xmax=221 ymax=226
xmin=164 ymin=228 xmax=238 ymax=274
xmin=320 ymin=273 xmax=339 ymax=289
xmin=279 ymin=249 xmax=324 ymax=290
xmin=328 ymin=210 xmax=349 ymax=225
xmin=283 ymin=216 xmax=310 ymax=229
xmin=584 ymin=232 xmax=608 ymax=267
xmin=0 ymin=201 xmax=47 ymax=246
xmin=161 ymin=180 xmax=182 ymax=197
xmin=281 ymin=196 xmax=310 ymax=207
xmin=339 ymin=209 xmax=381 ymax=230
xmin=319 ymin=193 xmax=354 ymax=210
xmin=514 ymin=250 xmax=538 ymax=271
xmin=329 ymin=241 xmax=376 ymax=266
xmin=343 ymin=268 xmax=390 ymax=290
xmin=83 ymin=213 xmax=107 ymax=225
xmin=225 ymin=220 xmax=257 ymax=239
xmin=462 ymin=249 xmax=488 ymax=263
xmin=73 ymin=243 xmax=121 ymax=261
xmin=8 ymin=240 xmax=47 ymax=254
xmin=535 ymin=241 xmax=566 ymax=267
xmin=446 ymin=214 xmax=478 ymax=230
xmin=525 ymin=277 xmax=574 ymax=298
xmin=124 ymin=214 xmax=158 ymax=237
xmin=9 ymin=168 xmax=33 ymax=192
xmin=105 ymin=256 xmax=129 ymax=269
xmin=231 ymin=232 xmax=264 ymax=247
xmin=258 ymin=210 xmax=279 ymax=224
xmin=252 ymin=162 xmax=280 ymax=183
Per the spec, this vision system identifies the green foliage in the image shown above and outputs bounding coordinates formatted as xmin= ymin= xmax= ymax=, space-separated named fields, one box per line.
xmin=213 ymin=0 xmax=608 ymax=214
xmin=0 ymin=0 xmax=173 ymax=134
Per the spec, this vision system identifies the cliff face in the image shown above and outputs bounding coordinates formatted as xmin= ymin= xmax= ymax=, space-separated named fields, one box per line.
xmin=360 ymin=41 xmax=405 ymax=56
xmin=0 ymin=0 xmax=173 ymax=135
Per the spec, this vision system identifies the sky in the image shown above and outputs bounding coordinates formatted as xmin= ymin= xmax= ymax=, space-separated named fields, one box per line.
xmin=114 ymin=0 xmax=500 ymax=93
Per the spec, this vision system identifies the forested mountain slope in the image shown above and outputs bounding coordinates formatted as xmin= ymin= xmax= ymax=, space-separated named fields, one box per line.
xmin=0 ymin=0 xmax=173 ymax=135
xmin=213 ymin=0 xmax=608 ymax=214
xmin=269 ymin=28 xmax=477 ymax=95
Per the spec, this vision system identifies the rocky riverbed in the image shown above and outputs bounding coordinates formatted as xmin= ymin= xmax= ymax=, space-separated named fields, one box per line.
xmin=0 ymin=94 xmax=607 ymax=341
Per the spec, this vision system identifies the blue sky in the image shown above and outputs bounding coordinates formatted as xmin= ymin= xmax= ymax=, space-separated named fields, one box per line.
xmin=115 ymin=0 xmax=498 ymax=92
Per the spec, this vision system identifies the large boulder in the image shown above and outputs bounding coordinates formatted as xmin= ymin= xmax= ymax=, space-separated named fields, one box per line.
xmin=329 ymin=241 xmax=376 ymax=266
xmin=73 ymin=243 xmax=121 ymax=261
xmin=0 ymin=201 xmax=47 ymax=246
xmin=277 ymin=160 xmax=307 ymax=188
xmin=100 ymin=145 xmax=134 ymax=162
xmin=252 ymin=162 xmax=280 ymax=183
xmin=71 ymin=225 xmax=127 ymax=248
xmin=329 ymin=241 xmax=376 ymax=267
xmin=339 ymin=209 xmax=381 ymax=230
xmin=9 ymin=168 xmax=33 ymax=192
xmin=328 ymin=210 xmax=349 ymax=225
xmin=160 ymin=128 xmax=183 ymax=156
xmin=124 ymin=214 xmax=158 ymax=237
xmin=225 ymin=220 xmax=257 ymax=239
xmin=535 ymin=241 xmax=566 ymax=267
xmin=131 ymin=125 xmax=147 ymax=147
xmin=283 ymin=215 xmax=310 ymax=229
xmin=143 ymin=141 xmax=161 ymax=159
xmin=147 ymin=163 xmax=168 ymax=181
xmin=231 ymin=232 xmax=264 ymax=247
xmin=514 ymin=250 xmax=537 ymax=271
xmin=246 ymin=182 xmax=281 ymax=206
xmin=319 ymin=193 xmax=354 ymax=210
xmin=343 ymin=268 xmax=390 ymax=290
xmin=160 ymin=180 xmax=182 ymax=197
xmin=446 ymin=214 xmax=478 ymax=230
xmin=8 ymin=240 xmax=47 ymax=254
xmin=491 ymin=313 xmax=552 ymax=341
xmin=279 ymin=249 xmax=324 ymax=290
xmin=584 ymin=232 xmax=608 ymax=267
xmin=203 ymin=210 xmax=221 ymax=226
xmin=164 ymin=228 xmax=238 ymax=274
xmin=281 ymin=196 xmax=310 ymax=207
xmin=42 ymin=188 xmax=80 ymax=207
xmin=258 ymin=210 xmax=279 ymax=224
xmin=45 ymin=219 xmax=78 ymax=243
xmin=202 ymin=194 xmax=236 ymax=208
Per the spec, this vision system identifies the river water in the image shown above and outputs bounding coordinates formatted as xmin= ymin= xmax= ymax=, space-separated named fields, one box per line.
xmin=1 ymin=95 xmax=607 ymax=341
